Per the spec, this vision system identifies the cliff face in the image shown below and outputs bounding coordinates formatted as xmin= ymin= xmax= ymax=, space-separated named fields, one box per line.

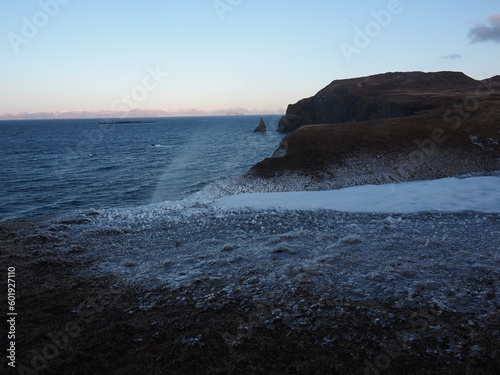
xmin=277 ymin=71 xmax=479 ymax=133
xmin=249 ymin=72 xmax=500 ymax=189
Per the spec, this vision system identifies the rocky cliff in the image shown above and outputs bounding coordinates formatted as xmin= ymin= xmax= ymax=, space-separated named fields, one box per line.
xmin=248 ymin=72 xmax=500 ymax=189
xmin=277 ymin=71 xmax=481 ymax=133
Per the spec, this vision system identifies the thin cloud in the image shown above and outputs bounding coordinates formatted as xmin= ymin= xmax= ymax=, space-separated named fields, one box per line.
xmin=469 ymin=14 xmax=500 ymax=43
xmin=441 ymin=54 xmax=462 ymax=59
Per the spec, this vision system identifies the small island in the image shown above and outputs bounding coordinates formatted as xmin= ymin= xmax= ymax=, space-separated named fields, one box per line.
xmin=98 ymin=120 xmax=157 ymax=124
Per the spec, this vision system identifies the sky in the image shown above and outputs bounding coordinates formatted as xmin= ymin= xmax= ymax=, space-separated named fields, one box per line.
xmin=1 ymin=0 xmax=499 ymax=117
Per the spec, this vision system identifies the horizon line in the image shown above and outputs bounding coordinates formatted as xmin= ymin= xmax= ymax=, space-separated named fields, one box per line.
xmin=0 ymin=108 xmax=286 ymax=121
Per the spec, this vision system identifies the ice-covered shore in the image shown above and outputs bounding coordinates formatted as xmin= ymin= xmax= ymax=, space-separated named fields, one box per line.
xmin=37 ymin=175 xmax=499 ymax=317
xmin=213 ymin=175 xmax=500 ymax=213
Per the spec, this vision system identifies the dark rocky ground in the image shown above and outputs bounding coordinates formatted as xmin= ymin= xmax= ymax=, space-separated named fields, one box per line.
xmin=1 ymin=209 xmax=499 ymax=375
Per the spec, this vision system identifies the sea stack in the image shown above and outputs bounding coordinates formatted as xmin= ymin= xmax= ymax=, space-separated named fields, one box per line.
xmin=253 ymin=118 xmax=267 ymax=133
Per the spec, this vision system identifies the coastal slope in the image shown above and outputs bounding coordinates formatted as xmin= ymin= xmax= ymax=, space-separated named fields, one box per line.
xmin=249 ymin=72 xmax=500 ymax=188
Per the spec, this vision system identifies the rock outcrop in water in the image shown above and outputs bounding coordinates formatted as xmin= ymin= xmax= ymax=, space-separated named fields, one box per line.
xmin=253 ymin=118 xmax=267 ymax=133
xmin=249 ymin=71 xmax=500 ymax=188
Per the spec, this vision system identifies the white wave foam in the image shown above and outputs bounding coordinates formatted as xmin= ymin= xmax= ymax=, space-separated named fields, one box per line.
xmin=150 ymin=144 xmax=173 ymax=148
xmin=186 ymin=173 xmax=331 ymax=203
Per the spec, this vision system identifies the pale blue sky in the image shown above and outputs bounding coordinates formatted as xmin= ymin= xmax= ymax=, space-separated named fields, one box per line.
xmin=1 ymin=0 xmax=499 ymax=115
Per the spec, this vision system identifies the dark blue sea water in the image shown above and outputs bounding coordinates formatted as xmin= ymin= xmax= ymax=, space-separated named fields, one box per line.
xmin=0 ymin=116 xmax=285 ymax=222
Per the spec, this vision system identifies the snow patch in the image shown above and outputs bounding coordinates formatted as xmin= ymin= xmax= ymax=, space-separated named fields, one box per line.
xmin=213 ymin=176 xmax=500 ymax=214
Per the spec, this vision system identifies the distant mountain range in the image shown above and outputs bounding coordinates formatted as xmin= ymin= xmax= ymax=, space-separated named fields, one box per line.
xmin=0 ymin=107 xmax=284 ymax=120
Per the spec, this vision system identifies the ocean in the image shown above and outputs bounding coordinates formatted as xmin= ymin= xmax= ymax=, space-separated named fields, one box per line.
xmin=0 ymin=115 xmax=285 ymax=222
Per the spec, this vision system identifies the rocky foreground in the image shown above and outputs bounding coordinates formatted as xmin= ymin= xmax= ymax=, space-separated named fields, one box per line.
xmin=249 ymin=72 xmax=500 ymax=189
xmin=1 ymin=202 xmax=499 ymax=374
